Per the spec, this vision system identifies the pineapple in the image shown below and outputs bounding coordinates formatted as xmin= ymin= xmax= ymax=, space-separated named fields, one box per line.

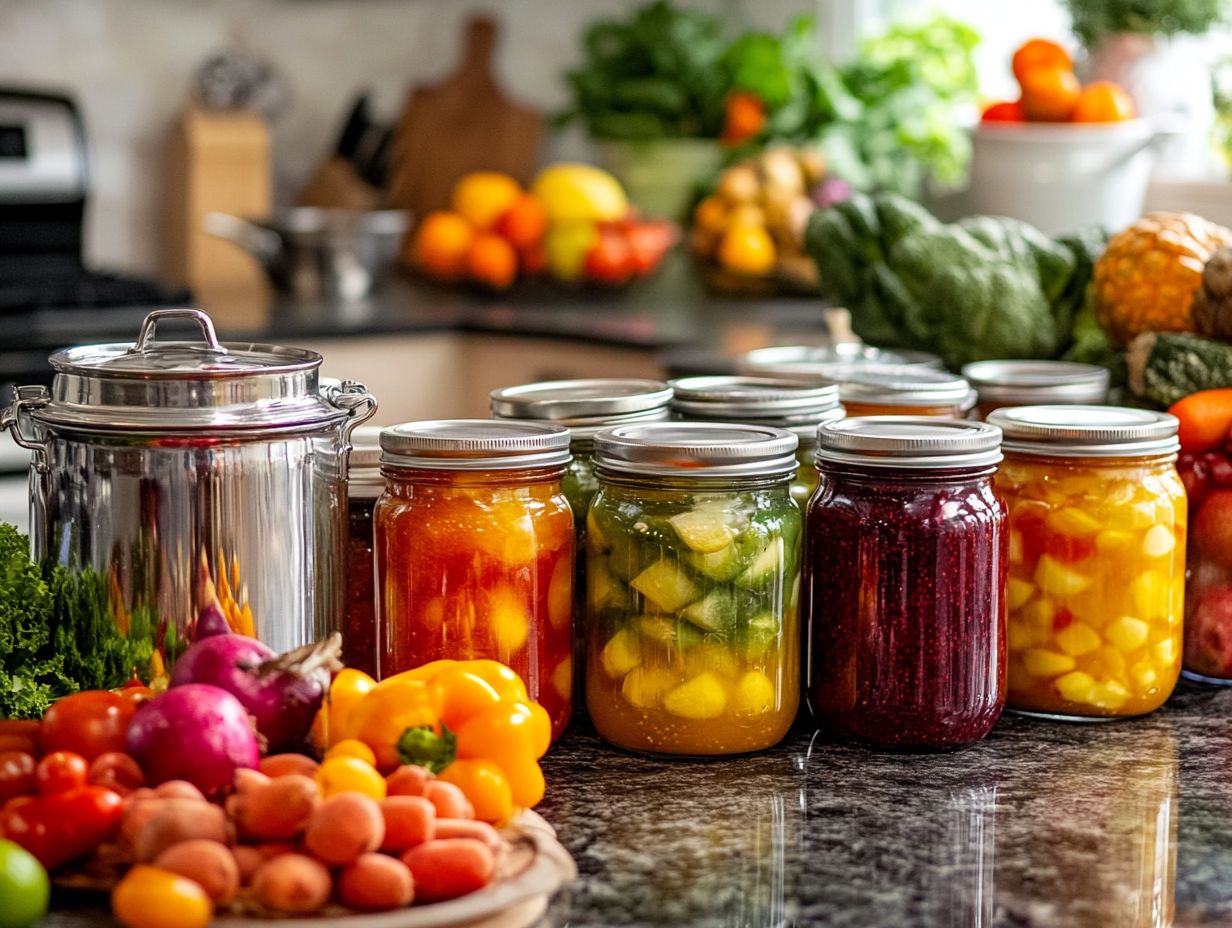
xmin=1093 ymin=212 xmax=1232 ymax=347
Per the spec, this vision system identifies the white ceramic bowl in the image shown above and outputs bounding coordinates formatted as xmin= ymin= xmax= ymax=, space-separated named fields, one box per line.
xmin=967 ymin=118 xmax=1174 ymax=235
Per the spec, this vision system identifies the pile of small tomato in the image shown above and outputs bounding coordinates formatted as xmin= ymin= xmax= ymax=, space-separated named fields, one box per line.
xmin=982 ymin=38 xmax=1136 ymax=125
xmin=0 ymin=657 xmax=552 ymax=928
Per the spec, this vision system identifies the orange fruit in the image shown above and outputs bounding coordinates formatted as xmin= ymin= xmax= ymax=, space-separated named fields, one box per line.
xmin=1012 ymin=39 xmax=1072 ymax=86
xmin=452 ymin=172 xmax=523 ymax=231
xmin=1020 ymin=66 xmax=1082 ymax=122
xmin=465 ymin=233 xmax=518 ymax=290
xmin=413 ymin=211 xmax=475 ymax=281
xmin=1071 ymin=81 xmax=1136 ymax=123
xmin=981 ymin=100 xmax=1026 ymax=123
xmin=493 ymin=194 xmax=548 ymax=250
xmin=716 ymin=224 xmax=776 ymax=276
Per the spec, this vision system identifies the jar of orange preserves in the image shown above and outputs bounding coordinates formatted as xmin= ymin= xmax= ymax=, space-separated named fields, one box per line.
xmin=374 ymin=420 xmax=575 ymax=739
xmin=987 ymin=406 xmax=1185 ymax=720
xmin=812 ymin=363 xmax=976 ymax=418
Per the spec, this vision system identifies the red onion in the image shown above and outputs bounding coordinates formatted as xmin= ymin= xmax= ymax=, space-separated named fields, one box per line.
xmin=169 ymin=633 xmax=342 ymax=753
xmin=126 ymin=684 xmax=259 ymax=796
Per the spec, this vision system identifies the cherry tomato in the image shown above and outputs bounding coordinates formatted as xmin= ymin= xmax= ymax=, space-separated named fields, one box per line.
xmin=0 ymin=752 xmax=36 ymax=805
xmin=112 ymin=864 xmax=212 ymax=928
xmin=42 ymin=691 xmax=136 ymax=761
xmin=35 ymin=751 xmax=89 ymax=795
xmin=88 ymin=752 xmax=146 ymax=795
xmin=0 ymin=722 xmax=41 ymax=758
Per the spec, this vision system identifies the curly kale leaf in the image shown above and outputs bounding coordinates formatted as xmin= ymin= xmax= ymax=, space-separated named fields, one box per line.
xmin=0 ymin=524 xmax=70 ymax=719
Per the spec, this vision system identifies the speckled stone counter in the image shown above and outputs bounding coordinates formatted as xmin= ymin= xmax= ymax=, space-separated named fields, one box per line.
xmin=537 ymin=681 xmax=1232 ymax=927
xmin=44 ymin=682 xmax=1232 ymax=927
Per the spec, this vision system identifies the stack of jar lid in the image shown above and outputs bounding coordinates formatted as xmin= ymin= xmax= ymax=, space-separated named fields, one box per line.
xmin=740 ymin=343 xmax=944 ymax=373
xmin=489 ymin=379 xmax=673 ymax=445
xmin=961 ymin=360 xmax=1110 ymax=419
xmin=668 ymin=375 xmax=843 ymax=446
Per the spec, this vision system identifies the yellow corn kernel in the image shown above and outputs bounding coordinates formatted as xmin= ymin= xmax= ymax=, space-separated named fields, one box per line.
xmin=1045 ymin=507 xmax=1102 ymax=537
xmin=1130 ymin=571 xmax=1169 ymax=621
xmin=1104 ymin=501 xmax=1157 ymax=533
xmin=1066 ymin=589 xmax=1107 ymax=626
xmin=1095 ymin=530 xmax=1134 ymax=555
xmin=1034 ymin=555 xmax=1093 ymax=598
xmin=601 ymin=629 xmax=641 ymax=678
xmin=1023 ymin=649 xmax=1076 ymax=678
xmin=1154 ymin=638 xmax=1178 ymax=668
xmin=1056 ymin=621 xmax=1101 ymax=657
xmin=1021 ymin=596 xmax=1056 ymax=636
xmin=1007 ymin=618 xmax=1033 ymax=651
xmin=620 ymin=665 xmax=676 ymax=708
xmin=1055 ymin=670 xmax=1097 ymax=703
xmin=1006 ymin=577 xmax=1035 ymax=610
xmin=662 ymin=672 xmax=728 ymax=719
xmin=1140 ymin=524 xmax=1176 ymax=559
xmin=1105 ymin=616 xmax=1149 ymax=653
xmin=552 ymin=658 xmax=573 ymax=702
xmin=1091 ymin=644 xmax=1127 ymax=682
xmin=1090 ymin=680 xmax=1129 ymax=711
xmin=1131 ymin=660 xmax=1159 ymax=696
xmin=732 ymin=670 xmax=776 ymax=715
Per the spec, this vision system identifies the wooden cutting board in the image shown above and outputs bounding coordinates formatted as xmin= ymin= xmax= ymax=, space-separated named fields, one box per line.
xmin=387 ymin=16 xmax=542 ymax=217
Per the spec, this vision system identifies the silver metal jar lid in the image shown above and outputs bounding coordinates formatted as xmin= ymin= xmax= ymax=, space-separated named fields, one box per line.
xmin=593 ymin=422 xmax=799 ymax=478
xmin=816 ymin=417 xmax=1003 ymax=469
xmin=380 ymin=419 xmax=572 ymax=471
xmin=36 ymin=308 xmax=346 ymax=433
xmin=347 ymin=424 xmax=385 ymax=496
xmin=489 ymin=379 xmax=672 ymax=440
xmin=811 ymin=363 xmax=975 ymax=409
xmin=669 ymin=376 xmax=841 ymax=418
xmin=987 ymin=405 xmax=1180 ymax=458
xmin=740 ymin=344 xmax=944 ymax=373
xmin=961 ymin=360 xmax=1110 ymax=406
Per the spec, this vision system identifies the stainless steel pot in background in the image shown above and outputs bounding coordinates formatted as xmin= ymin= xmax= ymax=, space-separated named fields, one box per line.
xmin=1 ymin=308 xmax=377 ymax=655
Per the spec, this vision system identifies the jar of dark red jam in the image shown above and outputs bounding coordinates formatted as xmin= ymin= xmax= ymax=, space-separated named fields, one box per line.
xmin=961 ymin=360 xmax=1110 ymax=420
xmin=489 ymin=379 xmax=673 ymax=712
xmin=343 ymin=425 xmax=382 ymax=676
xmin=806 ymin=417 xmax=1007 ymax=749
xmin=668 ymin=375 xmax=844 ymax=508
xmin=375 ymin=420 xmax=575 ymax=740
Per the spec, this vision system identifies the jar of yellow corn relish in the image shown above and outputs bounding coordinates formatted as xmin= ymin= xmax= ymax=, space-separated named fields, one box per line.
xmin=986 ymin=406 xmax=1185 ymax=720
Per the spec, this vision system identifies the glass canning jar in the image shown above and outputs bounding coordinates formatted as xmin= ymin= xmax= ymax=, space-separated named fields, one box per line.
xmin=489 ymin=379 xmax=672 ymax=710
xmin=961 ymin=360 xmax=1110 ymax=421
xmin=668 ymin=375 xmax=843 ymax=507
xmin=374 ymin=420 xmax=575 ymax=739
xmin=987 ymin=406 xmax=1185 ymax=720
xmin=343 ymin=424 xmax=382 ymax=677
xmin=810 ymin=363 xmax=977 ymax=418
xmin=586 ymin=422 xmax=802 ymax=756
xmin=805 ymin=418 xmax=1007 ymax=749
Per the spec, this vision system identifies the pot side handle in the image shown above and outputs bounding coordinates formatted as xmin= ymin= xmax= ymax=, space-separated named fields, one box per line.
xmin=325 ymin=380 xmax=379 ymax=475
xmin=0 ymin=385 xmax=50 ymax=473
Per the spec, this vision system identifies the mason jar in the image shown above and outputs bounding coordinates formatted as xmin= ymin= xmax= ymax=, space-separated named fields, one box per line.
xmin=668 ymin=375 xmax=843 ymax=508
xmin=343 ymin=425 xmax=382 ymax=677
xmin=806 ymin=418 xmax=1007 ymax=749
xmin=489 ymin=379 xmax=672 ymax=711
xmin=374 ymin=420 xmax=574 ymax=739
xmin=961 ymin=360 xmax=1110 ymax=420
xmin=586 ymin=422 xmax=802 ymax=756
xmin=987 ymin=406 xmax=1185 ymax=721
xmin=809 ymin=363 xmax=976 ymax=418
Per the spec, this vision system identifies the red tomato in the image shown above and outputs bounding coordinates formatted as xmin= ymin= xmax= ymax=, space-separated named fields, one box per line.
xmin=42 ymin=690 xmax=136 ymax=761
xmin=35 ymin=751 xmax=89 ymax=795
xmin=88 ymin=752 xmax=145 ymax=795
xmin=583 ymin=230 xmax=634 ymax=284
xmin=981 ymin=100 xmax=1026 ymax=123
xmin=0 ymin=751 xmax=36 ymax=804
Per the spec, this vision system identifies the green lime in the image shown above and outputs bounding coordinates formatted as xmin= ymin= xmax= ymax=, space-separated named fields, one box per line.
xmin=0 ymin=838 xmax=49 ymax=928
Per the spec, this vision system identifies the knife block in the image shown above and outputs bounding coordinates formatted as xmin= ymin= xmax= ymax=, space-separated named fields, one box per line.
xmin=163 ymin=104 xmax=271 ymax=292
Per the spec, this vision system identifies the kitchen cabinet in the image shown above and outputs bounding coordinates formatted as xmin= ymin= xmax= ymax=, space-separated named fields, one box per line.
xmin=305 ymin=332 xmax=665 ymax=424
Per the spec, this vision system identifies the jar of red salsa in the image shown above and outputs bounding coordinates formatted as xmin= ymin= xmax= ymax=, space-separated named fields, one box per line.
xmin=374 ymin=420 xmax=574 ymax=739
xmin=805 ymin=418 xmax=1007 ymax=749
xmin=343 ymin=425 xmax=382 ymax=676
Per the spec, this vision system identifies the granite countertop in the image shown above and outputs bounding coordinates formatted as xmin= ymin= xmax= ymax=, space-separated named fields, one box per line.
xmin=42 ymin=682 xmax=1232 ymax=927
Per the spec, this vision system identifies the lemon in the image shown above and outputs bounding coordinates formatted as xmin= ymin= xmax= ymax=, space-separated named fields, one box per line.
xmin=532 ymin=163 xmax=628 ymax=224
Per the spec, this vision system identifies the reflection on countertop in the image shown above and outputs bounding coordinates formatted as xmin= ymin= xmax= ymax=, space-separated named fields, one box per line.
xmin=538 ymin=682 xmax=1232 ymax=927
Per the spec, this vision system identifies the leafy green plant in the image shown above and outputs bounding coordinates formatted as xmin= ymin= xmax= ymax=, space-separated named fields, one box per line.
xmin=1062 ymin=0 xmax=1224 ymax=46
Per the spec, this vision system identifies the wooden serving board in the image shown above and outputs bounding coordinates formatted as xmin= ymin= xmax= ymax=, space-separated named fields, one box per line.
xmin=386 ymin=16 xmax=542 ymax=218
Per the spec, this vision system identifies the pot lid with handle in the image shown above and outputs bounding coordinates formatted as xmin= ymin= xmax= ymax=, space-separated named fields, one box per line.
xmin=33 ymin=308 xmax=372 ymax=433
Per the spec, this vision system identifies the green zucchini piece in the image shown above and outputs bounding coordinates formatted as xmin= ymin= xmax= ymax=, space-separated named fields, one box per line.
xmin=631 ymin=558 xmax=701 ymax=613
xmin=685 ymin=543 xmax=746 ymax=582
xmin=638 ymin=615 xmax=703 ymax=650
xmin=668 ymin=509 xmax=734 ymax=553
xmin=734 ymin=537 xmax=785 ymax=590
xmin=679 ymin=588 xmax=739 ymax=635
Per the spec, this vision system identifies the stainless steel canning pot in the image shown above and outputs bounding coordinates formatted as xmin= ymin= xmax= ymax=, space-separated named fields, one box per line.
xmin=0 ymin=308 xmax=377 ymax=653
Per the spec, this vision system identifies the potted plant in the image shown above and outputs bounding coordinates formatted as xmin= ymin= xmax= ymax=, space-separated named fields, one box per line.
xmin=557 ymin=1 xmax=729 ymax=220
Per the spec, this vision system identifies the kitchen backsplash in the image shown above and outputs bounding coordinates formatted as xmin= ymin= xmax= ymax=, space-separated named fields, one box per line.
xmin=0 ymin=0 xmax=807 ymax=276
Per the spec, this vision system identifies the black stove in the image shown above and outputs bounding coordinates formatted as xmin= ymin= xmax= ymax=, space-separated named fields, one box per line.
xmin=0 ymin=87 xmax=189 ymax=396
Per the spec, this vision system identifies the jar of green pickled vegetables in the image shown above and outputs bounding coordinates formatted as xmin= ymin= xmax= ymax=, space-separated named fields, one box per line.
xmin=587 ymin=422 xmax=802 ymax=756
xmin=669 ymin=375 xmax=843 ymax=507
xmin=490 ymin=379 xmax=673 ymax=709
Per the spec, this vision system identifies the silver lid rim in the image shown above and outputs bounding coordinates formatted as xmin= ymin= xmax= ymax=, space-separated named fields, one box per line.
xmin=814 ymin=416 xmax=1003 ymax=470
xmin=593 ymin=421 xmax=800 ymax=478
xmin=489 ymin=379 xmax=673 ymax=420
xmin=986 ymin=405 xmax=1179 ymax=458
xmin=380 ymin=419 xmax=572 ymax=470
